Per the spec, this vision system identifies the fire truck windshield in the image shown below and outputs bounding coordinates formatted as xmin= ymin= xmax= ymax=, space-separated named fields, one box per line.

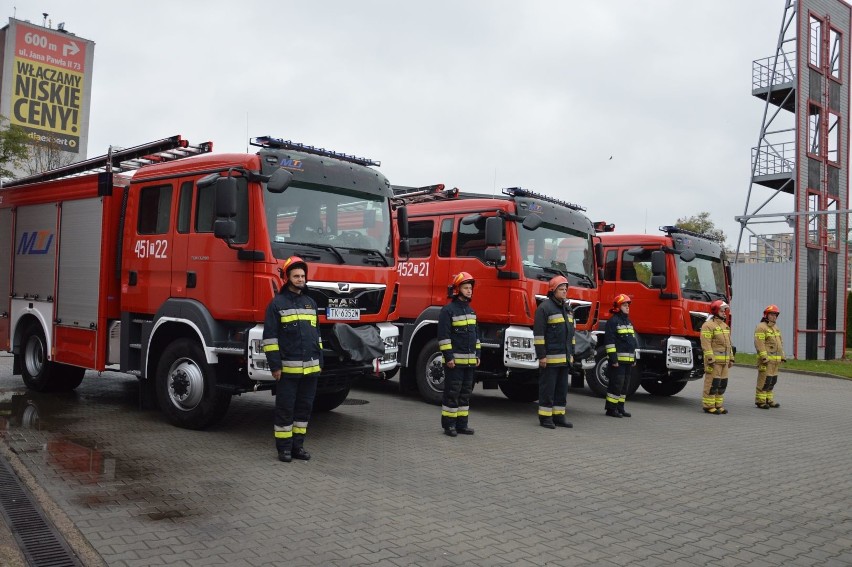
xmin=518 ymin=223 xmax=595 ymax=288
xmin=677 ymin=253 xmax=728 ymax=300
xmin=264 ymin=184 xmax=392 ymax=265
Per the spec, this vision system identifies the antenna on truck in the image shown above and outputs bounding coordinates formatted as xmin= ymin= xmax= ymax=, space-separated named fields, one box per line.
xmin=3 ymin=135 xmax=213 ymax=188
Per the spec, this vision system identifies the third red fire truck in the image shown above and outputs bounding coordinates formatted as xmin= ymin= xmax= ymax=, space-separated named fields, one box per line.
xmin=0 ymin=135 xmax=403 ymax=429
xmin=581 ymin=225 xmax=733 ymax=398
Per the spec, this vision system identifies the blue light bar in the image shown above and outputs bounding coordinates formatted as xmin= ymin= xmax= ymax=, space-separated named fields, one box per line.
xmin=502 ymin=187 xmax=586 ymax=212
xmin=250 ymin=136 xmax=380 ymax=167
xmin=660 ymin=225 xmax=722 ymax=241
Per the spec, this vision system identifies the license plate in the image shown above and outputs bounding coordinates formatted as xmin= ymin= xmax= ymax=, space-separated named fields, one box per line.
xmin=327 ymin=308 xmax=361 ymax=321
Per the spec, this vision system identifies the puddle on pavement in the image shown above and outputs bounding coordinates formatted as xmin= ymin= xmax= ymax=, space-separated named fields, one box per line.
xmin=0 ymin=381 xmax=203 ymax=522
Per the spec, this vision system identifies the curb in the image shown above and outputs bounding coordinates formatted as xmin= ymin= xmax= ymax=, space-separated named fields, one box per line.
xmin=732 ymin=363 xmax=852 ymax=381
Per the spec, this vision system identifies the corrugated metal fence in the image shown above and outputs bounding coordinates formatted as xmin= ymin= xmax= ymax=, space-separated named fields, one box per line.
xmin=730 ymin=262 xmax=794 ymax=354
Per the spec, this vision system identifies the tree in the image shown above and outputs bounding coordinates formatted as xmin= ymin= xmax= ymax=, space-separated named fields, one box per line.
xmin=675 ymin=211 xmax=727 ymax=244
xmin=20 ymin=138 xmax=76 ymax=176
xmin=0 ymin=115 xmax=32 ymax=179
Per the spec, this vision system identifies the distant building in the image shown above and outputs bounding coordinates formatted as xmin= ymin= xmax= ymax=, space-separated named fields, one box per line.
xmin=0 ymin=17 xmax=95 ymax=170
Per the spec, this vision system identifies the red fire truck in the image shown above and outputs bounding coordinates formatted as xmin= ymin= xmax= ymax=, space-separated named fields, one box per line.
xmin=0 ymin=135 xmax=402 ymax=429
xmin=392 ymin=186 xmax=599 ymax=404
xmin=581 ymin=225 xmax=733 ymax=398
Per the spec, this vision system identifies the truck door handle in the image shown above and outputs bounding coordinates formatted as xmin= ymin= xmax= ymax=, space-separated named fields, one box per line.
xmin=128 ymin=271 xmax=137 ymax=286
xmin=187 ymin=272 xmax=197 ymax=288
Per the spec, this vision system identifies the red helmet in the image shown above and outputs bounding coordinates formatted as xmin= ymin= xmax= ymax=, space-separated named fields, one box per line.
xmin=763 ymin=304 xmax=780 ymax=317
xmin=548 ymin=275 xmax=569 ymax=293
xmin=612 ymin=294 xmax=631 ymax=310
xmin=281 ymin=255 xmax=308 ymax=278
xmin=451 ymin=272 xmax=475 ymax=295
xmin=710 ymin=300 xmax=729 ymax=315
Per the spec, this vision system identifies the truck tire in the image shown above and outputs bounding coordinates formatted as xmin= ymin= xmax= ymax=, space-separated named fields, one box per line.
xmin=155 ymin=338 xmax=231 ymax=430
xmin=584 ymin=354 xmax=609 ymax=397
xmin=20 ymin=323 xmax=58 ymax=392
xmin=52 ymin=365 xmax=86 ymax=392
xmin=498 ymin=381 xmax=539 ymax=402
xmin=586 ymin=354 xmax=641 ymax=398
xmin=312 ymin=387 xmax=350 ymax=412
xmin=641 ymin=380 xmax=688 ymax=396
xmin=415 ymin=338 xmax=445 ymax=405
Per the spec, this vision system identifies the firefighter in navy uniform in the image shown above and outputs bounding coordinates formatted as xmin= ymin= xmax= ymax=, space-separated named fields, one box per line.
xmin=603 ymin=294 xmax=638 ymax=418
xmin=262 ymin=256 xmax=323 ymax=462
xmin=438 ymin=272 xmax=481 ymax=437
xmin=700 ymin=300 xmax=734 ymax=414
xmin=754 ymin=304 xmax=786 ymax=409
xmin=533 ymin=276 xmax=575 ymax=429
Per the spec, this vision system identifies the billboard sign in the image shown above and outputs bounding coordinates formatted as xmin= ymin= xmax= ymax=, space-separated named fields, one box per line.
xmin=1 ymin=19 xmax=94 ymax=156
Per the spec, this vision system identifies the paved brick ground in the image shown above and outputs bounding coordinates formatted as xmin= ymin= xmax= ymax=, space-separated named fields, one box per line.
xmin=1 ymin=354 xmax=851 ymax=566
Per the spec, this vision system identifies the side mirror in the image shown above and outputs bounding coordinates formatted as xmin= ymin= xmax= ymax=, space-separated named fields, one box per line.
xmin=650 ymin=250 xmax=666 ymax=276
xmin=215 ymin=177 xmax=238 ymax=218
xmin=484 ymin=247 xmax=502 ymax=265
xmin=651 ymin=274 xmax=666 ymax=289
xmin=267 ymin=168 xmax=293 ymax=193
xmin=214 ymin=219 xmax=237 ymax=239
xmin=484 ymin=216 xmax=503 ymax=246
xmin=398 ymin=239 xmax=410 ymax=257
xmin=679 ymin=249 xmax=696 ymax=262
xmin=397 ymin=206 xmax=409 ymax=238
xmin=521 ymin=214 xmax=542 ymax=230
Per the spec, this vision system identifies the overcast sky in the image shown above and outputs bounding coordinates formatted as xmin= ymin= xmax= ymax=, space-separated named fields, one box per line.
xmin=3 ymin=0 xmax=822 ymax=250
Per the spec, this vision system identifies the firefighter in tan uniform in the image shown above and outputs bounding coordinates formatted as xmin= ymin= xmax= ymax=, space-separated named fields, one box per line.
xmin=700 ymin=300 xmax=734 ymax=414
xmin=754 ymin=304 xmax=785 ymax=409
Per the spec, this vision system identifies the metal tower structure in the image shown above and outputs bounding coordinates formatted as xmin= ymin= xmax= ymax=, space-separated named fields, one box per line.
xmin=736 ymin=0 xmax=851 ymax=360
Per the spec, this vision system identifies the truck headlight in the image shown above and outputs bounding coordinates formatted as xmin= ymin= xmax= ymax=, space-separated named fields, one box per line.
xmin=508 ymin=337 xmax=532 ymax=349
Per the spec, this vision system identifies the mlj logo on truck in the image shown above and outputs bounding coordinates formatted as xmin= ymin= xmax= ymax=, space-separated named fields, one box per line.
xmin=16 ymin=231 xmax=54 ymax=255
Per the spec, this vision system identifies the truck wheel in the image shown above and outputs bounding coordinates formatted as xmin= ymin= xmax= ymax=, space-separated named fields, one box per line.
xmin=498 ymin=381 xmax=539 ymax=402
xmin=312 ymin=388 xmax=350 ymax=412
xmin=398 ymin=366 xmax=417 ymax=393
xmin=584 ymin=354 xmax=609 ymax=397
xmin=641 ymin=380 xmax=688 ymax=396
xmin=415 ymin=338 xmax=444 ymax=405
xmin=52 ymin=365 xmax=86 ymax=392
xmin=20 ymin=323 xmax=57 ymax=392
xmin=155 ymin=338 xmax=231 ymax=429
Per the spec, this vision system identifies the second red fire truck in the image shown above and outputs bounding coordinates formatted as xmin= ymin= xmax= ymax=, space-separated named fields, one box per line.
xmin=392 ymin=187 xmax=599 ymax=404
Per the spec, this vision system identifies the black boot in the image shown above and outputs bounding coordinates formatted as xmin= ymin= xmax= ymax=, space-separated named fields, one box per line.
xmin=539 ymin=416 xmax=556 ymax=429
xmin=292 ymin=434 xmax=310 ymax=460
xmin=553 ymin=415 xmax=573 ymax=428
xmin=618 ymin=403 xmax=631 ymax=418
xmin=292 ymin=447 xmax=311 ymax=461
xmin=276 ymin=436 xmax=293 ymax=462
xmin=444 ymin=427 xmax=458 ymax=437
xmin=605 ymin=400 xmax=621 ymax=418
xmin=456 ymin=426 xmax=475 ymax=435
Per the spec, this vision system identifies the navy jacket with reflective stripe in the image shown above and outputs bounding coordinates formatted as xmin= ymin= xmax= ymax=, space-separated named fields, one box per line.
xmin=262 ymin=287 xmax=323 ymax=373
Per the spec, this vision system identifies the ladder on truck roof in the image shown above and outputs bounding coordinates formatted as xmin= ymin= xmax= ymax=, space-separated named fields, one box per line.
xmin=391 ymin=184 xmax=459 ymax=207
xmin=2 ymin=135 xmax=213 ymax=188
